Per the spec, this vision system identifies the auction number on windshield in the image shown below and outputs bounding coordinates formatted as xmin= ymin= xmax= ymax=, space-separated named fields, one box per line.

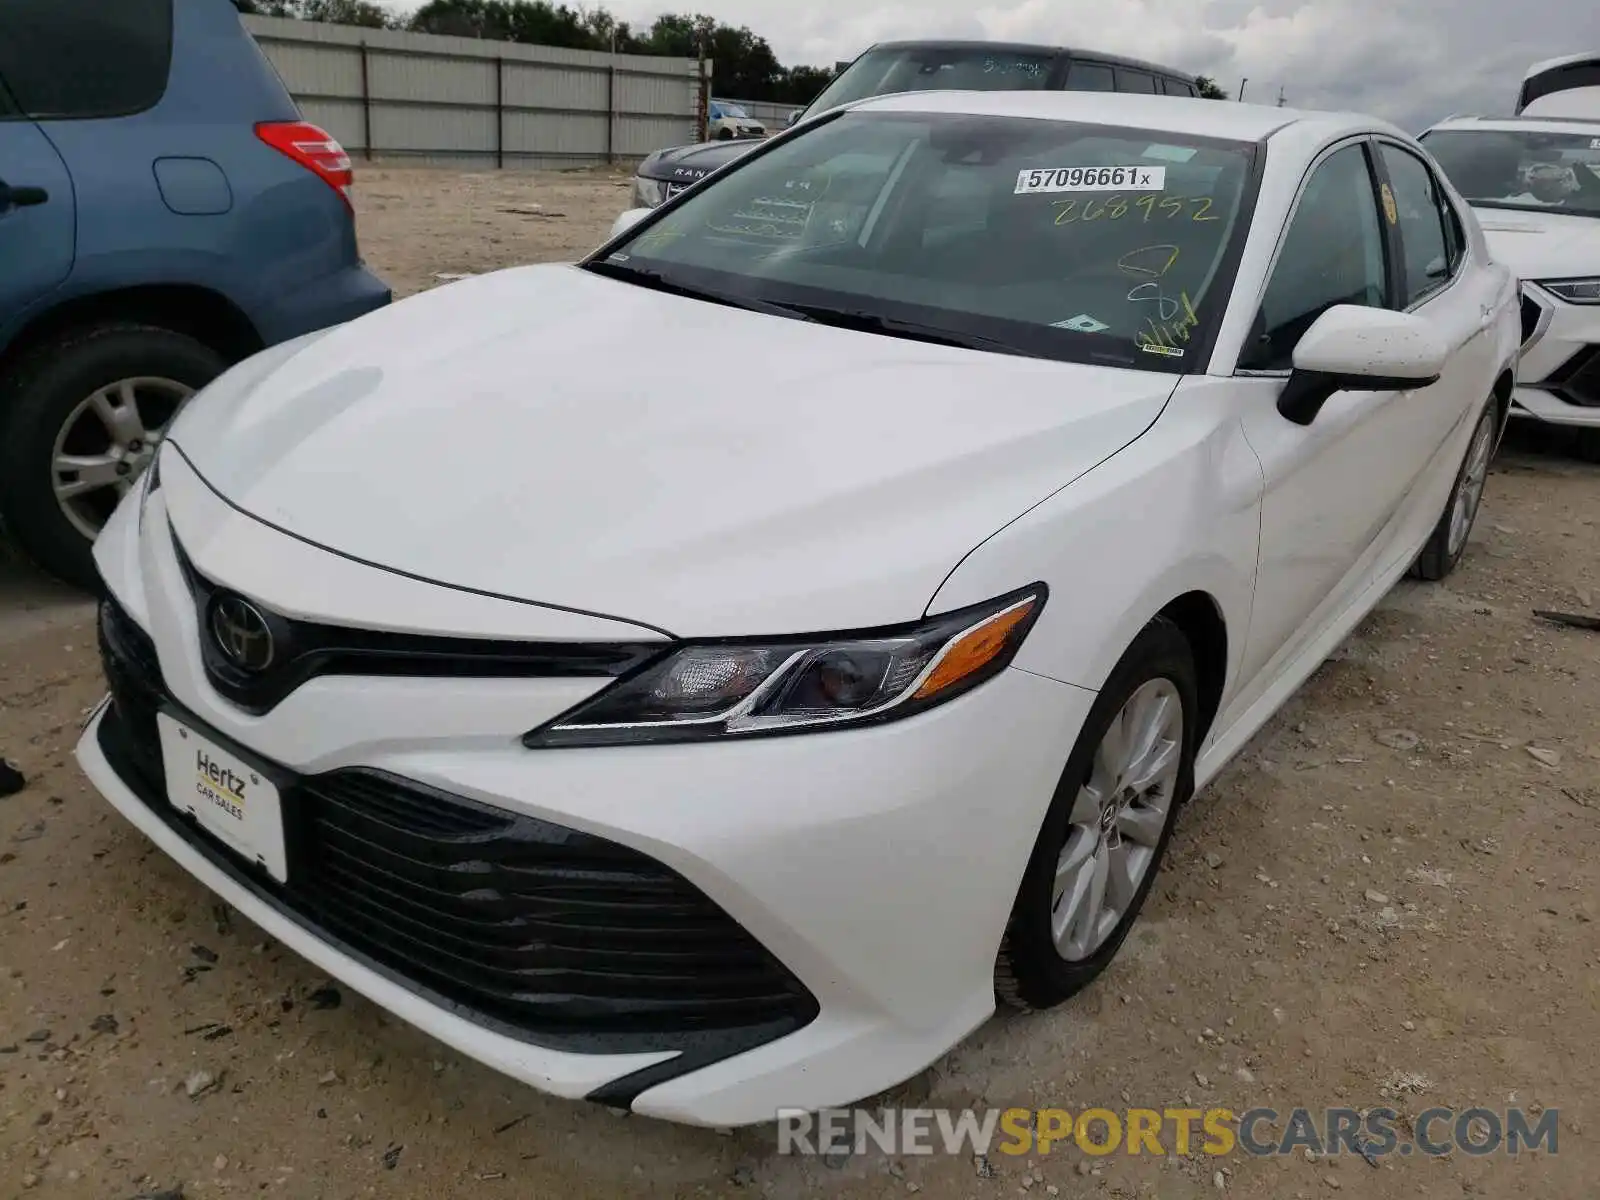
xmin=1015 ymin=165 xmax=1167 ymax=194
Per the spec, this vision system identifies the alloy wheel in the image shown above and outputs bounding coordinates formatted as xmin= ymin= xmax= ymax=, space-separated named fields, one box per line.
xmin=1446 ymin=412 xmax=1495 ymax=559
xmin=51 ymin=376 xmax=193 ymax=540
xmin=1050 ymin=678 xmax=1184 ymax=962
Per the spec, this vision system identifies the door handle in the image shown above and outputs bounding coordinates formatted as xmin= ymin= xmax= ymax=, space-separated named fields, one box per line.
xmin=0 ymin=182 xmax=49 ymax=209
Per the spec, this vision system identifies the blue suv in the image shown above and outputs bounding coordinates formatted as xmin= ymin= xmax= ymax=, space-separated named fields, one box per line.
xmin=0 ymin=0 xmax=390 ymax=588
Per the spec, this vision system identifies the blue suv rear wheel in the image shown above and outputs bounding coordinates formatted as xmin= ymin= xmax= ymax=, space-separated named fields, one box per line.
xmin=0 ymin=323 xmax=223 ymax=588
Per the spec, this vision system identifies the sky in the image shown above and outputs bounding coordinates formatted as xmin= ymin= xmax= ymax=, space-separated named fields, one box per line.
xmin=377 ymin=0 xmax=1593 ymax=133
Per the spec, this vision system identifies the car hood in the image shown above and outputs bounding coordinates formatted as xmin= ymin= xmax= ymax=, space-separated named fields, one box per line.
xmin=166 ymin=264 xmax=1176 ymax=638
xmin=639 ymin=138 xmax=762 ymax=183
xmin=1474 ymin=208 xmax=1600 ymax=281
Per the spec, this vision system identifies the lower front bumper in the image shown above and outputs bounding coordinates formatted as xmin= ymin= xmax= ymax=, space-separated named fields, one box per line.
xmin=79 ymin=604 xmax=1093 ymax=1126
xmin=1511 ymin=384 xmax=1600 ymax=429
xmin=76 ymin=705 xmax=675 ymax=1102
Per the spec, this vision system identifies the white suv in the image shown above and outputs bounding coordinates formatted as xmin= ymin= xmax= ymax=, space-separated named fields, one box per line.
xmin=1421 ymin=116 xmax=1600 ymax=458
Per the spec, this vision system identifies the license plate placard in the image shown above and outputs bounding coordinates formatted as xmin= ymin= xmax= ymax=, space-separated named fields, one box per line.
xmin=156 ymin=712 xmax=287 ymax=883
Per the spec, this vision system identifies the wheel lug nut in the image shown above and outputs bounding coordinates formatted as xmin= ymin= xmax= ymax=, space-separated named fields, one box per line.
xmin=128 ymin=439 xmax=143 ymax=452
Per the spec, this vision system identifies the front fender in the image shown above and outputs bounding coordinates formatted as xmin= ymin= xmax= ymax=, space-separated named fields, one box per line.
xmin=926 ymin=379 xmax=1263 ymax=713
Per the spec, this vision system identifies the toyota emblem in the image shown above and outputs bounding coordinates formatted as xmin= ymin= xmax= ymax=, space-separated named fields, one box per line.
xmin=209 ymin=595 xmax=275 ymax=672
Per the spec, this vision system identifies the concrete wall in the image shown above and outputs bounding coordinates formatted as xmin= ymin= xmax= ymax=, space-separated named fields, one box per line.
xmin=242 ymin=16 xmax=707 ymax=170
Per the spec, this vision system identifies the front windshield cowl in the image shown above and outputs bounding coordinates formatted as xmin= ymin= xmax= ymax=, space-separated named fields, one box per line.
xmin=591 ymin=109 xmax=1258 ymax=372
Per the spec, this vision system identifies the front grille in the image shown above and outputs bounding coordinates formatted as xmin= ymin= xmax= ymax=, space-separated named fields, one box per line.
xmin=1546 ymin=344 xmax=1600 ymax=408
xmin=98 ymin=599 xmax=164 ymax=793
xmin=168 ymin=533 xmax=666 ymax=716
xmin=94 ymin=599 xmax=818 ymax=1053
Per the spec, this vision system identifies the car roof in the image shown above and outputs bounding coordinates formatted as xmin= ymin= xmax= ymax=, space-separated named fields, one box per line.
xmin=845 ymin=89 xmax=1399 ymax=146
xmin=862 ymin=39 xmax=1197 ymax=80
xmin=1428 ymin=115 xmax=1600 ymax=137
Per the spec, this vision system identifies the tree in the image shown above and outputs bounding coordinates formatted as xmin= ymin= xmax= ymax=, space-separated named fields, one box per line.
xmin=304 ymin=0 xmax=396 ymax=25
xmin=642 ymin=13 xmax=784 ymax=99
xmin=236 ymin=0 xmax=398 ymax=22
xmin=1194 ymin=75 xmax=1230 ymax=100
xmin=773 ymin=65 xmax=832 ymax=106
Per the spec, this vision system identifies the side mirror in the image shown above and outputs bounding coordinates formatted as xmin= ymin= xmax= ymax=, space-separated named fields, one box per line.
xmin=786 ymin=110 xmax=801 ymax=128
xmin=1278 ymin=305 xmax=1447 ymax=425
xmin=609 ymin=208 xmax=651 ymax=239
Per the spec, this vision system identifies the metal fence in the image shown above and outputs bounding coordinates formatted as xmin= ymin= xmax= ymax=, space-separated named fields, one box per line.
xmin=242 ymin=16 xmax=708 ymax=170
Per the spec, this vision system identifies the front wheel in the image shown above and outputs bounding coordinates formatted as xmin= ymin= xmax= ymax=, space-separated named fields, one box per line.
xmin=1412 ymin=399 xmax=1498 ymax=582
xmin=996 ymin=617 xmax=1197 ymax=1010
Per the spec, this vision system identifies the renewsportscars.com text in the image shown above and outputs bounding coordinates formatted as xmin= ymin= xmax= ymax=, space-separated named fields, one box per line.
xmin=776 ymin=1105 xmax=1559 ymax=1159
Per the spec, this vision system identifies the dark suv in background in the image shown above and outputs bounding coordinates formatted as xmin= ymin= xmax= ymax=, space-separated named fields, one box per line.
xmin=630 ymin=41 xmax=1205 ymax=208
xmin=0 ymin=0 xmax=390 ymax=588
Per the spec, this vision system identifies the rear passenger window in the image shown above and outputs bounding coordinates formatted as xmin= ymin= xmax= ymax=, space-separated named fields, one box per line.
xmin=1377 ymin=143 xmax=1454 ymax=306
xmin=1118 ymin=70 xmax=1159 ymax=94
xmin=0 ymin=0 xmax=173 ymax=120
xmin=1065 ymin=62 xmax=1116 ymax=92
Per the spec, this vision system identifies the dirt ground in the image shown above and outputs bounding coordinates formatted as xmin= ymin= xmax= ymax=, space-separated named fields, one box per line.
xmin=2 ymin=167 xmax=1599 ymax=1200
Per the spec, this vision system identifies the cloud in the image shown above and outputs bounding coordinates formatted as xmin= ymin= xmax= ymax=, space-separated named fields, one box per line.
xmin=374 ymin=0 xmax=1591 ymax=132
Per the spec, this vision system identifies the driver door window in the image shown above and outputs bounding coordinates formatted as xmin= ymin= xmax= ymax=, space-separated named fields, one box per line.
xmin=1241 ymin=144 xmax=1388 ymax=370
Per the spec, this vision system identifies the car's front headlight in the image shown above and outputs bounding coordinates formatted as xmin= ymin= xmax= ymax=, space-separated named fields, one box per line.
xmin=632 ymin=175 xmax=668 ymax=209
xmin=1540 ymin=278 xmax=1600 ymax=304
xmin=524 ymin=586 xmax=1046 ymax=748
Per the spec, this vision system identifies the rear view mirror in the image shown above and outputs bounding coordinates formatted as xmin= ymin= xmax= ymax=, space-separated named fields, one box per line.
xmin=1278 ymin=305 xmax=1447 ymax=425
xmin=609 ymin=208 xmax=651 ymax=240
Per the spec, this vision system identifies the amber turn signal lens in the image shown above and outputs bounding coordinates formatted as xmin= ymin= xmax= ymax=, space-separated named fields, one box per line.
xmin=912 ymin=598 xmax=1038 ymax=701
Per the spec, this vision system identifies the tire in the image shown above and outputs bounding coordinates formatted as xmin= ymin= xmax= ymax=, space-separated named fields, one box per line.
xmin=715 ymin=126 xmax=734 ymax=141
xmin=1411 ymin=398 xmax=1498 ymax=582
xmin=995 ymin=616 xmax=1198 ymax=1011
xmin=0 ymin=323 xmax=225 ymax=590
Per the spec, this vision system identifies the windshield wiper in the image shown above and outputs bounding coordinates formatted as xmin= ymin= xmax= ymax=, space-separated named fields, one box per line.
xmin=776 ymin=304 xmax=1059 ymax=359
xmin=774 ymin=302 xmax=1024 ymax=355
xmin=583 ymin=259 xmax=815 ymax=321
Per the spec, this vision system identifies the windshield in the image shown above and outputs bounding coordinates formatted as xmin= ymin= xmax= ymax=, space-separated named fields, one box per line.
xmin=1420 ymin=127 xmax=1600 ymax=217
xmin=802 ymin=46 xmax=1059 ymax=118
xmin=595 ymin=111 xmax=1257 ymax=369
xmin=718 ymin=103 xmax=751 ymax=119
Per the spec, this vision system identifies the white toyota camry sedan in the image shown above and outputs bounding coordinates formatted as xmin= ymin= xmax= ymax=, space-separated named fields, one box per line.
xmin=77 ymin=91 xmax=1519 ymax=1127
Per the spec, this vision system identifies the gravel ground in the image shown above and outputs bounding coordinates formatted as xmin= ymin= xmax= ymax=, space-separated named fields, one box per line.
xmin=1 ymin=167 xmax=1598 ymax=1199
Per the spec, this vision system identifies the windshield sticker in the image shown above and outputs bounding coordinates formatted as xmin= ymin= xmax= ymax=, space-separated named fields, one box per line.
xmin=1591 ymin=138 xmax=1600 ymax=149
xmin=1015 ymin=165 xmax=1167 ymax=194
xmin=1380 ymin=181 xmax=1398 ymax=225
xmin=1051 ymin=194 xmax=1215 ymax=223
xmin=1053 ymin=314 xmax=1111 ymax=333
xmin=1139 ymin=343 xmax=1185 ymax=358
xmin=1141 ymin=144 xmax=1199 ymax=163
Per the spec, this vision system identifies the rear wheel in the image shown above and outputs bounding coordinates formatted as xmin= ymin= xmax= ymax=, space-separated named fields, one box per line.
xmin=0 ymin=323 xmax=223 ymax=589
xmin=1412 ymin=399 xmax=1497 ymax=582
xmin=996 ymin=617 xmax=1197 ymax=1010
